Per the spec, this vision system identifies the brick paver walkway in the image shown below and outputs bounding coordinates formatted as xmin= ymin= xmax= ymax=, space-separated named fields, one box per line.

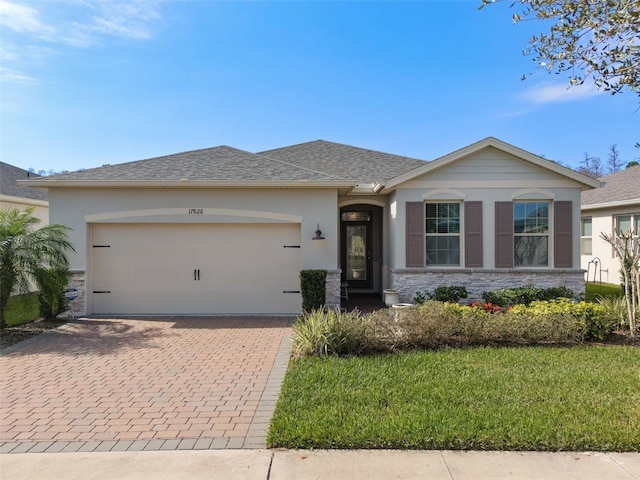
xmin=0 ymin=317 xmax=292 ymax=453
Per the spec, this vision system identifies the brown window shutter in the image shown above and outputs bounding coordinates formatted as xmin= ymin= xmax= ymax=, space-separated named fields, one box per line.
xmin=464 ymin=201 xmax=483 ymax=267
xmin=554 ymin=201 xmax=573 ymax=268
xmin=495 ymin=202 xmax=514 ymax=268
xmin=406 ymin=202 xmax=424 ymax=267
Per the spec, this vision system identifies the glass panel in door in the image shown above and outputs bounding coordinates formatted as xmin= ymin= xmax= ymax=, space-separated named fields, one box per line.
xmin=346 ymin=225 xmax=367 ymax=281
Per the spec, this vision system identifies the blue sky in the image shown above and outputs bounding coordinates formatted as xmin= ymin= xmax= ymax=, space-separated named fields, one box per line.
xmin=1 ymin=0 xmax=638 ymax=174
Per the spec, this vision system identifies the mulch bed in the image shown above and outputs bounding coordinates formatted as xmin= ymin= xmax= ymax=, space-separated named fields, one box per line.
xmin=1 ymin=319 xmax=68 ymax=350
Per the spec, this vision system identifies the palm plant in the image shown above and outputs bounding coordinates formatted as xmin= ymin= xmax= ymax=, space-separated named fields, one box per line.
xmin=0 ymin=208 xmax=74 ymax=329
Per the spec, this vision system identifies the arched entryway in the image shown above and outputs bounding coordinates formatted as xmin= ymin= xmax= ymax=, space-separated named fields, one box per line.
xmin=340 ymin=204 xmax=383 ymax=294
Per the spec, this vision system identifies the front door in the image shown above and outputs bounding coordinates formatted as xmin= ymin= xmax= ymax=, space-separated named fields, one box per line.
xmin=341 ymin=219 xmax=372 ymax=289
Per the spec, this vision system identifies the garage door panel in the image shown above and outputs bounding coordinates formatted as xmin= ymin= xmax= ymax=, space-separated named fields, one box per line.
xmin=91 ymin=223 xmax=301 ymax=315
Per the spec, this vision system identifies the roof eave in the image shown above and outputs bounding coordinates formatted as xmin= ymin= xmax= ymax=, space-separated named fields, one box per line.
xmin=581 ymin=198 xmax=640 ymax=211
xmin=0 ymin=194 xmax=49 ymax=207
xmin=18 ymin=179 xmax=357 ymax=189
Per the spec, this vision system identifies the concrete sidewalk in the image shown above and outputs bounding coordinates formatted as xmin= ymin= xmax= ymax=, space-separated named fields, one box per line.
xmin=1 ymin=449 xmax=638 ymax=479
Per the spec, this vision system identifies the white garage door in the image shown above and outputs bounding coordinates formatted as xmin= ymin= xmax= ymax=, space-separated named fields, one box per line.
xmin=91 ymin=223 xmax=301 ymax=315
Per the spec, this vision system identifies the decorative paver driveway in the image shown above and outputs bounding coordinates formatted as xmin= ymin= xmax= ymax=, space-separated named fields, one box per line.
xmin=0 ymin=317 xmax=292 ymax=453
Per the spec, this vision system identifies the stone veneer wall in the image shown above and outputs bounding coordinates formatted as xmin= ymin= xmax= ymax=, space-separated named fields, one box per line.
xmin=325 ymin=269 xmax=342 ymax=309
xmin=390 ymin=269 xmax=586 ymax=304
xmin=66 ymin=270 xmax=86 ymax=317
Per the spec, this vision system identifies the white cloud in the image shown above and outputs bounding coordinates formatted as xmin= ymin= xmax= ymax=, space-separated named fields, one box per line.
xmin=0 ymin=67 xmax=37 ymax=84
xmin=0 ymin=1 xmax=163 ymax=84
xmin=0 ymin=0 xmax=57 ymax=38
xmin=0 ymin=0 xmax=162 ymax=47
xmin=521 ymin=82 xmax=602 ymax=104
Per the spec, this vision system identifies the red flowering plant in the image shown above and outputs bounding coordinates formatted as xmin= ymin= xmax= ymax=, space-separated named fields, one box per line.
xmin=471 ymin=301 xmax=508 ymax=314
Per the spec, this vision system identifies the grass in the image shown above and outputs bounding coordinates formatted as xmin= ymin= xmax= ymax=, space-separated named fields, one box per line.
xmin=4 ymin=293 xmax=40 ymax=327
xmin=268 ymin=346 xmax=640 ymax=451
xmin=585 ymin=282 xmax=623 ymax=301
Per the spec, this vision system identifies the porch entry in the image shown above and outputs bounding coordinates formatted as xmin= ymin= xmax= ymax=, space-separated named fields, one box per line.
xmin=340 ymin=205 xmax=382 ymax=292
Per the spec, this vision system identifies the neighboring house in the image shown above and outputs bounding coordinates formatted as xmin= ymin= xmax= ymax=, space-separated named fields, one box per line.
xmin=0 ymin=161 xmax=49 ymax=225
xmin=580 ymin=165 xmax=640 ymax=284
xmin=22 ymin=137 xmax=599 ymax=316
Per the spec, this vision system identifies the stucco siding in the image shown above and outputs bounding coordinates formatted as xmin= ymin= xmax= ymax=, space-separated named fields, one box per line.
xmin=49 ymin=187 xmax=340 ymax=272
xmin=49 ymin=187 xmax=340 ymax=315
xmin=581 ymin=203 xmax=640 ymax=284
xmin=0 ymin=196 xmax=49 ymax=226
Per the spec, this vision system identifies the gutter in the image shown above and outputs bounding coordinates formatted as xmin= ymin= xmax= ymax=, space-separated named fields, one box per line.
xmin=17 ymin=179 xmax=357 ymax=189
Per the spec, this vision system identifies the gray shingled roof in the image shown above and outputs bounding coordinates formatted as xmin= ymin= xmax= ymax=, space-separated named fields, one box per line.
xmin=582 ymin=165 xmax=640 ymax=206
xmin=260 ymin=140 xmax=427 ymax=183
xmin=0 ymin=162 xmax=48 ymax=201
xmin=33 ymin=146 xmax=348 ymax=183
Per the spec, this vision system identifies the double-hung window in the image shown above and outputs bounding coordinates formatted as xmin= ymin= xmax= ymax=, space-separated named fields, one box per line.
xmin=514 ymin=202 xmax=549 ymax=267
xmin=581 ymin=217 xmax=592 ymax=255
xmin=425 ymin=202 xmax=460 ymax=265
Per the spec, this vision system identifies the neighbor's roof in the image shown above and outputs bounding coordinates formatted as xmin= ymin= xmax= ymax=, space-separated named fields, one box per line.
xmin=581 ymin=165 xmax=640 ymax=209
xmin=0 ymin=162 xmax=48 ymax=201
xmin=23 ymin=145 xmax=354 ymax=187
xmin=260 ymin=140 xmax=426 ymax=184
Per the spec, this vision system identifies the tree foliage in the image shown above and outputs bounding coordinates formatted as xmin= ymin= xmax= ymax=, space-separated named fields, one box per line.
xmin=481 ymin=0 xmax=640 ymax=97
xmin=0 ymin=208 xmax=74 ymax=329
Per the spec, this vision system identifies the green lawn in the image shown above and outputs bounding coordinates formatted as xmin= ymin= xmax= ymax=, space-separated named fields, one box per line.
xmin=269 ymin=346 xmax=640 ymax=451
xmin=585 ymin=282 xmax=623 ymax=301
xmin=4 ymin=293 xmax=40 ymax=327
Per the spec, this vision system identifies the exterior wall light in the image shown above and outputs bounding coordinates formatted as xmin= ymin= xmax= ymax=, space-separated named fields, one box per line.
xmin=312 ymin=223 xmax=325 ymax=240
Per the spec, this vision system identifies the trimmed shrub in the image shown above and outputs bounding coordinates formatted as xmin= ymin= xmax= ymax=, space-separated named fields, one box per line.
xmin=481 ymin=286 xmax=575 ymax=307
xmin=414 ymin=285 xmax=468 ymax=304
xmin=511 ymin=299 xmax=610 ymax=341
xmin=299 ymin=269 xmax=327 ymax=312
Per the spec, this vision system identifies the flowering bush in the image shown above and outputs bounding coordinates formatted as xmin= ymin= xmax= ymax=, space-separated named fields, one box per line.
xmin=471 ymin=301 xmax=504 ymax=314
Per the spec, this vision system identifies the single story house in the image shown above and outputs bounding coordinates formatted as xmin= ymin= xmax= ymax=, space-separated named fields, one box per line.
xmin=580 ymin=165 xmax=640 ymax=284
xmin=23 ymin=137 xmax=599 ymax=316
xmin=1 ymin=161 xmax=49 ymax=225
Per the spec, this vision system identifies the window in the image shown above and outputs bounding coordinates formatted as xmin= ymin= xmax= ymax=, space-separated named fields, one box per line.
xmin=581 ymin=217 xmax=592 ymax=255
xmin=615 ymin=214 xmax=640 ymax=236
xmin=514 ymin=202 xmax=549 ymax=267
xmin=614 ymin=214 xmax=640 ymax=257
xmin=425 ymin=202 xmax=460 ymax=265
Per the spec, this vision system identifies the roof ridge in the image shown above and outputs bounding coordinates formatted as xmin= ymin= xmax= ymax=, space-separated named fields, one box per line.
xmin=258 ymin=151 xmax=350 ymax=181
xmin=260 ymin=139 xmax=428 ymax=163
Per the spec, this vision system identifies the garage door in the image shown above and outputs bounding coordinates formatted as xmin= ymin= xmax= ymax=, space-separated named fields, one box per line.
xmin=91 ymin=223 xmax=301 ymax=315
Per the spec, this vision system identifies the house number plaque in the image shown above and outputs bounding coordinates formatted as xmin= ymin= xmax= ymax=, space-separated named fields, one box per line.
xmin=188 ymin=208 xmax=204 ymax=215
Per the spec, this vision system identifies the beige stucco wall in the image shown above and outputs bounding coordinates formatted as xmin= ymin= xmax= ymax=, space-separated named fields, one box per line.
xmin=581 ymin=203 xmax=640 ymax=284
xmin=48 ymin=187 xmax=340 ymax=273
xmin=0 ymin=195 xmax=49 ymax=226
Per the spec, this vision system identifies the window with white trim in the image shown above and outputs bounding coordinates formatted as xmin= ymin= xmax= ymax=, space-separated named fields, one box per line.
xmin=514 ymin=202 xmax=549 ymax=267
xmin=581 ymin=217 xmax=592 ymax=255
xmin=425 ymin=202 xmax=460 ymax=265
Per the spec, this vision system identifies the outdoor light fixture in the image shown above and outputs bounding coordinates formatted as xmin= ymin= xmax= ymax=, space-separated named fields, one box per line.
xmin=312 ymin=223 xmax=325 ymax=240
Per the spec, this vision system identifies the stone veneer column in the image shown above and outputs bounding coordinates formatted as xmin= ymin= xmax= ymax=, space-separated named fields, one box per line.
xmin=66 ymin=270 xmax=86 ymax=317
xmin=324 ymin=269 xmax=342 ymax=309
